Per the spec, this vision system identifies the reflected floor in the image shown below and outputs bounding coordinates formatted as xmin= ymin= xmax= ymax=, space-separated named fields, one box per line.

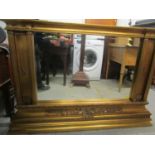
xmin=37 ymin=75 xmax=132 ymax=100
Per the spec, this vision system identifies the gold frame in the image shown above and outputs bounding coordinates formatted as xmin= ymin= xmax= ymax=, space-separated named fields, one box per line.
xmin=4 ymin=19 xmax=155 ymax=134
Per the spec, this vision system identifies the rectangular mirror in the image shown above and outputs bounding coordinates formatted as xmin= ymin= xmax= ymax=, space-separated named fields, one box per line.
xmin=34 ymin=32 xmax=140 ymax=101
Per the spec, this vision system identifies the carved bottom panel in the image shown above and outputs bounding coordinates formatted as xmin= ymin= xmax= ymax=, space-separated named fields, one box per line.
xmin=9 ymin=102 xmax=152 ymax=134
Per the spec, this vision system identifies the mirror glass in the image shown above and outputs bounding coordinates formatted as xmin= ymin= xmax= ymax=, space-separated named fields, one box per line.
xmin=34 ymin=32 xmax=140 ymax=100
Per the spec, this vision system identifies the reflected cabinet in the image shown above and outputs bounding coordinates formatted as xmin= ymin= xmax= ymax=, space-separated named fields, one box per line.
xmin=4 ymin=19 xmax=155 ymax=134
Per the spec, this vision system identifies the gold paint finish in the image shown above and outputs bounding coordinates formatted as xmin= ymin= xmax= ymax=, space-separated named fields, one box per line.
xmin=3 ymin=19 xmax=155 ymax=134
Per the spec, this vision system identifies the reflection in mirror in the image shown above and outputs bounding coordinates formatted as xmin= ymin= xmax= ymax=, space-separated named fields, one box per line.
xmin=34 ymin=32 xmax=140 ymax=100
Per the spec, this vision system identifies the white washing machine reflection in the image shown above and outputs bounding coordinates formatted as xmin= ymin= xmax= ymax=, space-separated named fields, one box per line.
xmin=73 ymin=35 xmax=105 ymax=80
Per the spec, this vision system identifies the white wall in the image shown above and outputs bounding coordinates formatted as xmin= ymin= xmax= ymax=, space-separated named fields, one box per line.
xmin=116 ymin=19 xmax=141 ymax=26
xmin=47 ymin=19 xmax=85 ymax=24
xmin=50 ymin=19 xmax=142 ymax=26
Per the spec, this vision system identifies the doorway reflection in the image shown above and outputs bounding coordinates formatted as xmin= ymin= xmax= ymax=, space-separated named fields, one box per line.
xmin=34 ymin=32 xmax=140 ymax=100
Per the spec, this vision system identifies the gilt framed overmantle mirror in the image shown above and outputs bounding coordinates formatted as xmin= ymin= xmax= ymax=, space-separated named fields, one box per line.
xmin=3 ymin=19 xmax=155 ymax=134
